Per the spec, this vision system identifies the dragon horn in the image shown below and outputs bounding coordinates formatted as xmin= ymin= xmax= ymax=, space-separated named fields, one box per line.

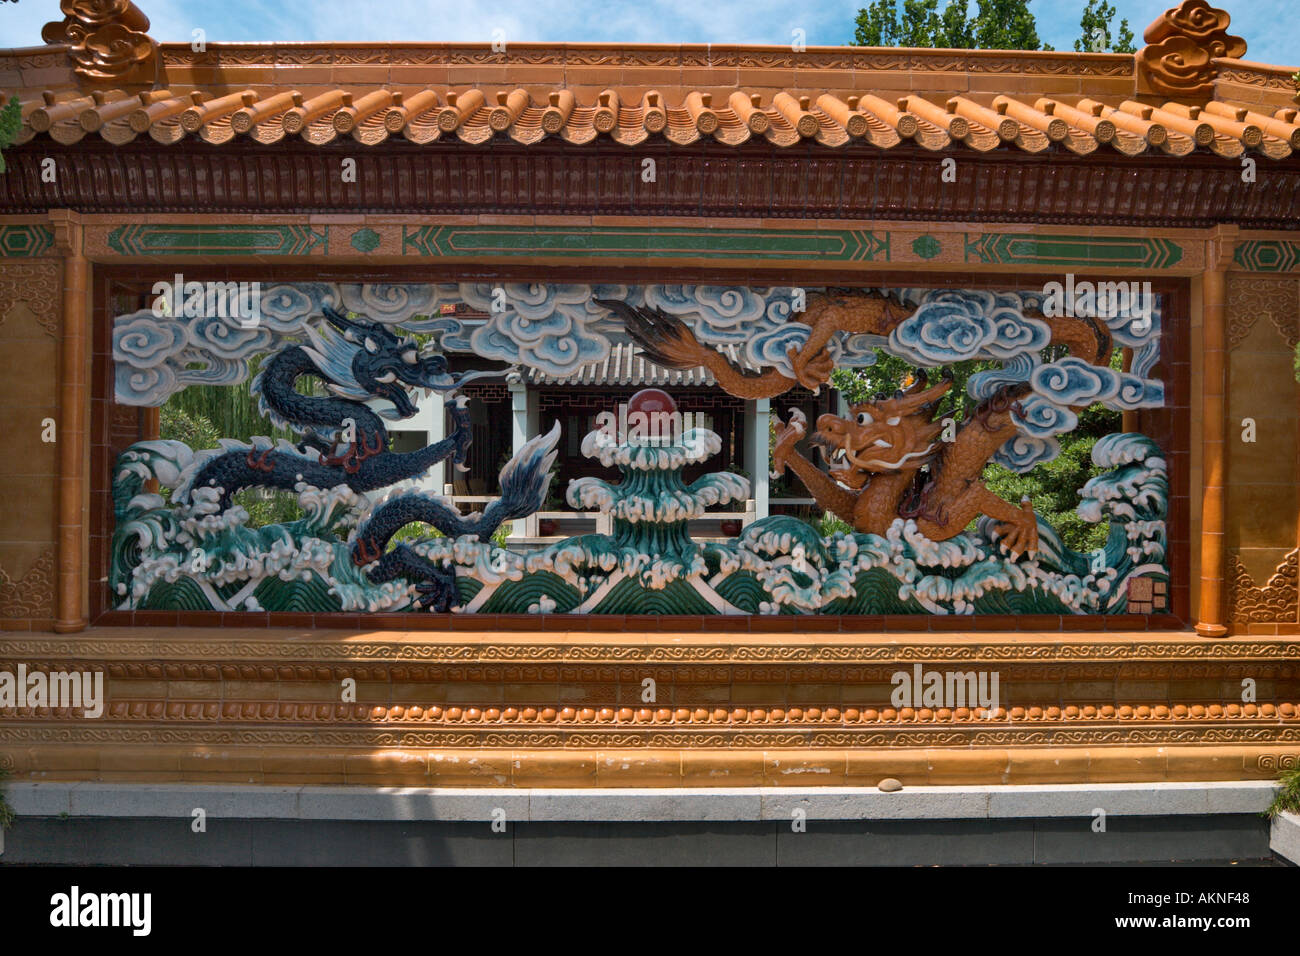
xmin=893 ymin=377 xmax=953 ymax=415
xmin=901 ymin=368 xmax=929 ymax=394
xmin=321 ymin=304 xmax=364 ymax=337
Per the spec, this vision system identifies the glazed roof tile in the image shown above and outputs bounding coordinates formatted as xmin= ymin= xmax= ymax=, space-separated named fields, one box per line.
xmin=5 ymin=41 xmax=1300 ymax=160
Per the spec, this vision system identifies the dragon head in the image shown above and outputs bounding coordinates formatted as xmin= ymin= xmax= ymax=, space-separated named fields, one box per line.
xmin=811 ymin=372 xmax=951 ymax=487
xmin=303 ymin=306 xmax=499 ymax=418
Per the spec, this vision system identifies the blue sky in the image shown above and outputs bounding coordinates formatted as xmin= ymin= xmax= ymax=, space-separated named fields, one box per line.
xmin=2 ymin=0 xmax=1295 ymax=67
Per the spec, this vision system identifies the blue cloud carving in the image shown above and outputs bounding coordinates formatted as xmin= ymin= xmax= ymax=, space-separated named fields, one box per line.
xmin=187 ymin=314 xmax=272 ymax=360
xmin=1105 ymin=301 xmax=1162 ymax=347
xmin=1131 ymin=341 xmax=1160 ymax=379
xmin=113 ymin=311 xmax=188 ymax=368
xmin=1031 ymin=357 xmax=1120 ymax=406
xmin=115 ymin=362 xmax=177 ymax=406
xmin=471 ymin=306 xmax=609 ymax=375
xmin=339 ymin=283 xmax=435 ymax=322
xmin=259 ymin=283 xmax=339 ymax=333
xmin=888 ymin=290 xmax=1050 ymax=364
xmin=748 ymin=325 xmax=816 ymax=376
xmin=1012 ymin=396 xmax=1077 ymax=438
xmin=994 ymin=434 xmax=1060 ymax=472
xmin=1030 ymin=357 xmax=1163 ymax=411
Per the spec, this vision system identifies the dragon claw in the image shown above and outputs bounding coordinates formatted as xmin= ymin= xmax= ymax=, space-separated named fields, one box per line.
xmin=991 ymin=501 xmax=1038 ymax=562
xmin=770 ymin=408 xmax=807 ymax=476
xmin=786 ymin=344 xmax=834 ymax=392
xmin=411 ymin=572 xmax=459 ymax=612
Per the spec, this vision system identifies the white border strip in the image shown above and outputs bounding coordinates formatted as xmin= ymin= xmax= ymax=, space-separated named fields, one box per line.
xmin=3 ymin=780 xmax=1279 ymax=824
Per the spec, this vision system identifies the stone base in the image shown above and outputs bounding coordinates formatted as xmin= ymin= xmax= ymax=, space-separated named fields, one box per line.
xmin=0 ymin=782 xmax=1288 ymax=866
xmin=1 ymin=627 xmax=1298 ymax=788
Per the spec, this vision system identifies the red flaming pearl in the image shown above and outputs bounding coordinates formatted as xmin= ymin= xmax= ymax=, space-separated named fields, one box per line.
xmin=626 ymin=387 xmax=677 ymax=417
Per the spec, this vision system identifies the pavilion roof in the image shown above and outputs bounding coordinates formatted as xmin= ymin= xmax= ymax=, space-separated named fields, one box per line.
xmin=525 ymin=340 xmax=762 ymax=388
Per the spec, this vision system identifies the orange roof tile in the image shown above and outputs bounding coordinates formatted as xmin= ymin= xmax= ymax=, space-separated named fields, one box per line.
xmin=8 ymin=74 xmax=1299 ymax=161
xmin=6 ymin=0 xmax=1299 ymax=163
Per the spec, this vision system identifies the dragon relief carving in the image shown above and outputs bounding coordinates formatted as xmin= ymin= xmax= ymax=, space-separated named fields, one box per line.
xmin=773 ymin=373 xmax=1040 ymax=558
xmin=609 ymin=289 xmax=1114 ymax=557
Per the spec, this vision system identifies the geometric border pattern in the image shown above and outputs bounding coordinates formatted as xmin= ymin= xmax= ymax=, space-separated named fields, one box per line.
xmin=0 ymin=225 xmax=54 ymax=257
xmin=74 ymin=223 xmax=1205 ymax=270
xmin=401 ymin=225 xmax=892 ymax=260
xmin=106 ymin=224 xmax=327 ymax=256
xmin=1234 ymin=240 xmax=1300 ymax=273
xmin=965 ymin=233 xmax=1183 ymax=269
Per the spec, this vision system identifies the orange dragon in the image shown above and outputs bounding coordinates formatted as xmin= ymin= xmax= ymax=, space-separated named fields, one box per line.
xmin=600 ymin=290 xmax=1113 ymax=557
xmin=773 ymin=372 xmax=1040 ymax=557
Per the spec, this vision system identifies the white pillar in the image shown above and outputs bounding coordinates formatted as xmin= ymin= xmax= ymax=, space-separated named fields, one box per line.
xmin=746 ymin=398 xmax=770 ymax=522
xmin=507 ymin=375 xmax=536 ymax=539
xmin=427 ymin=390 xmax=446 ymax=494
xmin=509 ymin=376 xmax=528 ymax=455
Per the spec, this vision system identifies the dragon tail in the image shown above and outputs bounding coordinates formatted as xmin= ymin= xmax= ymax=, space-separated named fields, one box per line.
xmin=598 ymin=298 xmax=795 ymax=398
xmin=596 ymin=298 xmax=710 ymax=371
xmin=476 ymin=421 xmax=562 ymax=540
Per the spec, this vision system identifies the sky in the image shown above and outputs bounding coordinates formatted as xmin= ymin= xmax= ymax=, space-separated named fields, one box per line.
xmin=1 ymin=0 xmax=1296 ymax=67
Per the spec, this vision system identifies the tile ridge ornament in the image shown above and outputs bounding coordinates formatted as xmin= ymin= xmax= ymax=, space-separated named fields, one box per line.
xmin=40 ymin=0 xmax=165 ymax=91
xmin=1137 ymin=0 xmax=1246 ymax=99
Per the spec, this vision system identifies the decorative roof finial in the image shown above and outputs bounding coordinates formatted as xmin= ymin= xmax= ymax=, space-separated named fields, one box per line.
xmin=41 ymin=0 xmax=164 ymax=90
xmin=1136 ymin=0 xmax=1246 ymax=98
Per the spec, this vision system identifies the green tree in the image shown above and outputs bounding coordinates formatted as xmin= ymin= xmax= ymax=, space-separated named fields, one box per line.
xmin=972 ymin=0 xmax=1044 ymax=50
xmin=854 ymin=0 xmax=1050 ymax=50
xmin=159 ymin=403 xmax=220 ymax=452
xmin=0 ymin=96 xmax=21 ymax=174
xmin=854 ymin=0 xmax=942 ymax=47
xmin=1075 ymin=0 xmax=1136 ymax=53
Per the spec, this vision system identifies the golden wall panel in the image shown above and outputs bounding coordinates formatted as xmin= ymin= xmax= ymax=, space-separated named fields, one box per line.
xmin=1225 ymin=274 xmax=1300 ymax=628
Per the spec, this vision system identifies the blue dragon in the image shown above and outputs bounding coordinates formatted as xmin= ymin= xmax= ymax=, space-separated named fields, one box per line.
xmin=176 ymin=305 xmax=559 ymax=611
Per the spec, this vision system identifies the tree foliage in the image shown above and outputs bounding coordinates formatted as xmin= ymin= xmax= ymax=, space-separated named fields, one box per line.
xmin=0 ymin=96 xmax=22 ymax=174
xmin=1074 ymin=0 xmax=1136 ymax=53
xmin=854 ymin=0 xmax=1047 ymax=50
